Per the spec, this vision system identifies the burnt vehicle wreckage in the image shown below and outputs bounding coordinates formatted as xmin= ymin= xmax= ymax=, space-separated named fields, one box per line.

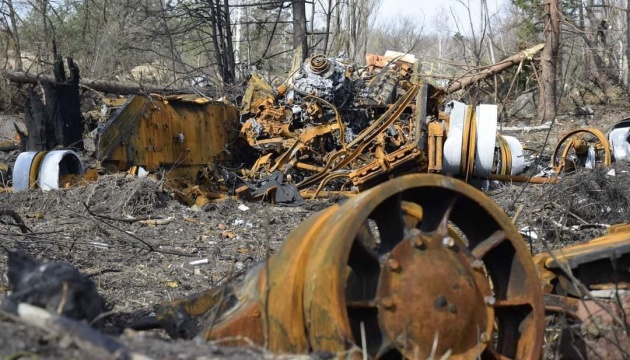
xmin=1 ymin=48 xmax=629 ymax=359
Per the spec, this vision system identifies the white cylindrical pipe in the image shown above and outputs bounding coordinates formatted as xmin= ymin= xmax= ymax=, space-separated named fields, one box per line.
xmin=443 ymin=101 xmax=466 ymax=174
xmin=473 ymin=104 xmax=498 ymax=177
xmin=12 ymin=151 xmax=39 ymax=192
xmin=609 ymin=127 xmax=630 ymax=162
xmin=38 ymin=150 xmax=84 ymax=191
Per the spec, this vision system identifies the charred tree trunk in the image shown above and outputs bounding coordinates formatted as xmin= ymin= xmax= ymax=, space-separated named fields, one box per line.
xmin=538 ymin=0 xmax=560 ymax=123
xmin=207 ymin=0 xmax=235 ymax=84
xmin=22 ymin=56 xmax=84 ymax=151
xmin=292 ymin=0 xmax=308 ymax=63
xmin=445 ymin=44 xmax=544 ymax=95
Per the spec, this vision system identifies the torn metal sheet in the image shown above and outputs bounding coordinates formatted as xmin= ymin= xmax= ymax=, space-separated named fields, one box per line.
xmin=535 ymin=223 xmax=630 ymax=297
xmin=536 ymin=224 xmax=630 ymax=359
xmin=97 ymin=94 xmax=239 ymax=174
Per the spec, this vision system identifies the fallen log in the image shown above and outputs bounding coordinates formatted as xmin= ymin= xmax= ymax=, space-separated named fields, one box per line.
xmin=444 ymin=43 xmax=545 ymax=94
xmin=3 ymin=70 xmax=204 ymax=96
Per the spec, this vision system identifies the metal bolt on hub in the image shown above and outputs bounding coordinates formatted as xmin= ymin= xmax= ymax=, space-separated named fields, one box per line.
xmin=442 ymin=236 xmax=456 ymax=248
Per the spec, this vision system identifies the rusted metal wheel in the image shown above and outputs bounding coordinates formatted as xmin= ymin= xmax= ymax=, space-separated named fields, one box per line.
xmin=552 ymin=128 xmax=611 ymax=173
xmin=302 ymin=174 xmax=544 ymax=359
xmin=160 ymin=174 xmax=543 ymax=359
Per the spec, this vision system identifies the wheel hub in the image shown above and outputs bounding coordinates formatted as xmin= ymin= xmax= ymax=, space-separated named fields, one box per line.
xmin=377 ymin=229 xmax=494 ymax=358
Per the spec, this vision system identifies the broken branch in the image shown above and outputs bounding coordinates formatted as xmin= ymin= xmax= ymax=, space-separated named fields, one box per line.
xmin=82 ymin=202 xmax=195 ymax=257
xmin=3 ymin=71 xmax=209 ymax=96
xmin=444 ymin=44 xmax=545 ymax=94
xmin=0 ymin=209 xmax=31 ymax=233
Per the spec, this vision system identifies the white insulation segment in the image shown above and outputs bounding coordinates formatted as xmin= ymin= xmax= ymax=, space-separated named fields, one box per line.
xmin=609 ymin=127 xmax=630 ymax=162
xmin=443 ymin=101 xmax=467 ymax=174
xmin=503 ymin=135 xmax=526 ymax=175
xmin=38 ymin=150 xmax=84 ymax=191
xmin=473 ymin=105 xmax=497 ymax=177
xmin=12 ymin=151 xmax=39 ymax=192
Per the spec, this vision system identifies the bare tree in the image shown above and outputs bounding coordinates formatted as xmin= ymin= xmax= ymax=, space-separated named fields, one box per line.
xmin=539 ymin=0 xmax=560 ymax=122
xmin=0 ymin=0 xmax=22 ymax=70
xmin=292 ymin=0 xmax=308 ymax=63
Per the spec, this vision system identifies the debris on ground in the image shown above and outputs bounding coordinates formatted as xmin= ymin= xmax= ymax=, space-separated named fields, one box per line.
xmin=2 ymin=249 xmax=106 ymax=325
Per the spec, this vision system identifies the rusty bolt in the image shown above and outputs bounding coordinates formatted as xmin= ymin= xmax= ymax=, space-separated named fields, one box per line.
xmin=252 ymin=309 xmax=261 ymax=318
xmin=448 ymin=303 xmax=457 ymax=314
xmin=480 ymin=331 xmax=491 ymax=343
xmin=442 ymin=236 xmax=456 ymax=248
xmin=386 ymin=258 xmax=401 ymax=272
xmin=380 ymin=297 xmax=395 ymax=310
xmin=471 ymin=259 xmax=484 ymax=270
xmin=484 ymin=296 xmax=496 ymax=306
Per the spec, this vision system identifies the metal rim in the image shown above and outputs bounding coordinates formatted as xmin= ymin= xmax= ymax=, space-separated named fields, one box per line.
xmin=551 ymin=128 xmax=611 ymax=172
xmin=29 ymin=151 xmax=48 ymax=189
xmin=302 ymin=174 xmax=544 ymax=359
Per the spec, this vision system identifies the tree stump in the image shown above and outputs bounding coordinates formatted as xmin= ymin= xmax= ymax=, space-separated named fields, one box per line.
xmin=20 ymin=56 xmax=84 ymax=151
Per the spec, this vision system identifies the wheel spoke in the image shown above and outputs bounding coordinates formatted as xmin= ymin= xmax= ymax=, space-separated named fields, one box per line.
xmin=372 ymin=193 xmax=405 ymax=254
xmin=419 ymin=195 xmax=459 ymax=234
xmin=471 ymin=230 xmax=506 ymax=259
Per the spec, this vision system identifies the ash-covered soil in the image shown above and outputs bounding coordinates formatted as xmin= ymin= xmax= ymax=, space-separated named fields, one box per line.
xmin=0 ymin=174 xmax=335 ymax=359
xmin=1 ymin=103 xmax=630 ymax=359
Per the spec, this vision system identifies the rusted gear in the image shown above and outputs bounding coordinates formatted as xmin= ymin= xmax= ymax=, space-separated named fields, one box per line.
xmin=156 ymin=174 xmax=544 ymax=359
xmin=309 ymin=54 xmax=332 ymax=75
xmin=552 ymin=128 xmax=611 ymax=172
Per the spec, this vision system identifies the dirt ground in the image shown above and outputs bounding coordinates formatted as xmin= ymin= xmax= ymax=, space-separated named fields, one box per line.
xmin=0 ymin=102 xmax=630 ymax=359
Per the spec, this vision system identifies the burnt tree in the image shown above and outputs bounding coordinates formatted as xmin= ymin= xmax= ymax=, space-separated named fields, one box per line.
xmin=20 ymin=56 xmax=84 ymax=151
xmin=538 ymin=0 xmax=560 ymax=123
xmin=292 ymin=0 xmax=308 ymax=63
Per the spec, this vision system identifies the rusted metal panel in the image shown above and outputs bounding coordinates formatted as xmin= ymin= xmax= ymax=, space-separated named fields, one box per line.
xmin=97 ymin=95 xmax=238 ymax=172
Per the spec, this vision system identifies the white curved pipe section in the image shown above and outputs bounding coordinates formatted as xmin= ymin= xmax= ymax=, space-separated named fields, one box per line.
xmin=12 ymin=151 xmax=38 ymax=192
xmin=503 ymin=135 xmax=526 ymax=175
xmin=38 ymin=150 xmax=84 ymax=191
xmin=473 ymin=105 xmax=497 ymax=177
xmin=609 ymin=127 xmax=630 ymax=162
xmin=443 ymin=101 xmax=466 ymax=174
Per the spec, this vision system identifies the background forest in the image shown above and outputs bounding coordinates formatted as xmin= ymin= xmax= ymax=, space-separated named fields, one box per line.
xmin=0 ymin=0 xmax=627 ymax=117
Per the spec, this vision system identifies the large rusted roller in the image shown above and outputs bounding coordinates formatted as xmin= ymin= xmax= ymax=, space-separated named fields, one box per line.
xmin=156 ymin=174 xmax=544 ymax=359
xmin=552 ymin=128 xmax=611 ymax=173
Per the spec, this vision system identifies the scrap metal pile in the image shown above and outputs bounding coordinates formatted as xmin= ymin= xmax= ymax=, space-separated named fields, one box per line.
xmin=234 ymin=54 xmax=533 ymax=199
xmin=11 ymin=48 xmax=628 ymax=200
xmin=8 ymin=53 xmax=540 ymax=202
